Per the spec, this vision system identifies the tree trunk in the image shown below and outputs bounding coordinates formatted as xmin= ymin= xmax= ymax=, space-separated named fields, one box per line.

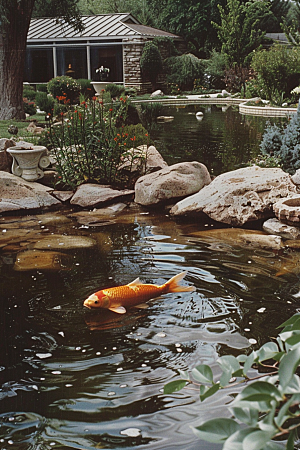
xmin=0 ymin=1 xmax=36 ymax=120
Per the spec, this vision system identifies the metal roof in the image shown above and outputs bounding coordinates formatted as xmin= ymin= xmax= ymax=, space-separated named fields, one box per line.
xmin=27 ymin=13 xmax=180 ymax=42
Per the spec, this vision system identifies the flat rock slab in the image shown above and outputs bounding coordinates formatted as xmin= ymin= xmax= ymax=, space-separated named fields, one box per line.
xmin=70 ymin=203 xmax=128 ymax=226
xmin=0 ymin=171 xmax=61 ymax=213
xmin=14 ymin=249 xmax=72 ymax=271
xmin=70 ymin=184 xmax=135 ymax=208
xmin=32 ymin=234 xmax=97 ymax=250
xmin=170 ymin=166 xmax=298 ymax=226
xmin=263 ymin=218 xmax=300 ymax=240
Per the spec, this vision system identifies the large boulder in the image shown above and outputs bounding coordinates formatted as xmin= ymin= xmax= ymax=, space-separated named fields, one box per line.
xmin=170 ymin=166 xmax=299 ymax=226
xmin=0 ymin=171 xmax=61 ymax=213
xmin=134 ymin=161 xmax=211 ymax=206
xmin=70 ymin=184 xmax=135 ymax=208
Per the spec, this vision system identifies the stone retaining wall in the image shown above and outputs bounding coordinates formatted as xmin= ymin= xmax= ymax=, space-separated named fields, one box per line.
xmin=239 ymin=102 xmax=297 ymax=117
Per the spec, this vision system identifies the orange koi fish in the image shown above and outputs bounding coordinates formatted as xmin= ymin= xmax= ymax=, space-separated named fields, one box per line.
xmin=83 ymin=271 xmax=195 ymax=314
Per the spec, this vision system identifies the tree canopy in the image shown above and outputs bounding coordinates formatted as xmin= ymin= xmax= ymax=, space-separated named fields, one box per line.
xmin=212 ymin=0 xmax=273 ymax=67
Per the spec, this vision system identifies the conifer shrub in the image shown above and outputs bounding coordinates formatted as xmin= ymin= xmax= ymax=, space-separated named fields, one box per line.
xmin=35 ymin=92 xmax=55 ymax=115
xmin=260 ymin=101 xmax=300 ymax=174
xmin=140 ymin=41 xmax=163 ymax=90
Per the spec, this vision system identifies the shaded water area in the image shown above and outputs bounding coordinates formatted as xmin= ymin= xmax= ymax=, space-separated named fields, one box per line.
xmin=0 ymin=106 xmax=298 ymax=450
xmin=148 ymin=103 xmax=282 ymax=175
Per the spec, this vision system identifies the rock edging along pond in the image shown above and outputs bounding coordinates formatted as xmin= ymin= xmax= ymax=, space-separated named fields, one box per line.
xmin=1 ymin=163 xmax=300 ymax=231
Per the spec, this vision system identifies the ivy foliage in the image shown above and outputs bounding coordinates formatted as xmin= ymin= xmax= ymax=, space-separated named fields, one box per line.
xmin=164 ymin=313 xmax=300 ymax=449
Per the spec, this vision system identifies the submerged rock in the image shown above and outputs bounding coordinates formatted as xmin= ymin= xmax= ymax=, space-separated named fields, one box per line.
xmin=14 ymin=249 xmax=72 ymax=271
xmin=188 ymin=228 xmax=283 ymax=251
xmin=170 ymin=166 xmax=298 ymax=226
xmin=135 ymin=161 xmax=211 ymax=206
xmin=32 ymin=234 xmax=97 ymax=250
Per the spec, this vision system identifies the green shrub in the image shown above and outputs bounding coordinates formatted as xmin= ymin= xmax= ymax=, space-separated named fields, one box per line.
xmin=164 ymin=53 xmax=205 ymax=91
xmin=35 ymin=92 xmax=55 ymax=115
xmin=23 ymin=87 xmax=36 ymax=101
xmin=251 ymin=44 xmax=300 ymax=102
xmin=122 ymin=123 xmax=149 ymax=148
xmin=260 ymin=102 xmax=300 ymax=174
xmin=203 ymin=50 xmax=227 ymax=90
xmin=77 ymin=78 xmax=95 ymax=99
xmin=23 ymin=98 xmax=37 ymax=116
xmin=36 ymin=84 xmax=48 ymax=93
xmin=47 ymin=76 xmax=81 ymax=104
xmin=140 ymin=41 xmax=163 ymax=89
xmin=105 ymin=83 xmax=125 ymax=98
xmin=124 ymin=86 xmax=137 ymax=97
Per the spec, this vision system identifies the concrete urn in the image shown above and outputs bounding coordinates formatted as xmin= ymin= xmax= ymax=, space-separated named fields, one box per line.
xmin=7 ymin=145 xmax=50 ymax=181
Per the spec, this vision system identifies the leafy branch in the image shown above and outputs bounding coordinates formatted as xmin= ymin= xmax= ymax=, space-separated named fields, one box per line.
xmin=164 ymin=313 xmax=300 ymax=449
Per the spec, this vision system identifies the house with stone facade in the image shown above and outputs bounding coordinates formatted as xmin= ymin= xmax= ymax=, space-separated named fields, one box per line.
xmin=24 ymin=13 xmax=184 ymax=93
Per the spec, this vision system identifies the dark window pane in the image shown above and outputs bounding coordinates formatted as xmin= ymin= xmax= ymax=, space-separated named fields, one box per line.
xmin=57 ymin=47 xmax=88 ymax=79
xmin=90 ymin=45 xmax=123 ymax=81
xmin=24 ymin=48 xmax=54 ymax=82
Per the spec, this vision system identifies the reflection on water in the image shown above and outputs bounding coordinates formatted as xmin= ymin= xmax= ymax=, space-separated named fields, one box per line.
xmin=149 ymin=104 xmax=285 ymax=176
xmin=0 ymin=207 xmax=299 ymax=449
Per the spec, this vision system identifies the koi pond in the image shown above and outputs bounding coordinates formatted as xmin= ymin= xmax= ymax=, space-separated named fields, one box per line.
xmin=0 ymin=106 xmax=298 ymax=450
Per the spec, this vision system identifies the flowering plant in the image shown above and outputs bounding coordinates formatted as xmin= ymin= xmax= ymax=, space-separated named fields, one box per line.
xmin=95 ymin=66 xmax=110 ymax=81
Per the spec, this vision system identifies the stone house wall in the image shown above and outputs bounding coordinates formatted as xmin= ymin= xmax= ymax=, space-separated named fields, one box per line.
xmin=123 ymin=37 xmax=187 ymax=94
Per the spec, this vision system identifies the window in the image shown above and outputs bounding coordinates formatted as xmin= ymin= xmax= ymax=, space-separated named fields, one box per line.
xmin=24 ymin=47 xmax=54 ymax=82
xmin=90 ymin=45 xmax=123 ymax=81
xmin=56 ymin=47 xmax=88 ymax=79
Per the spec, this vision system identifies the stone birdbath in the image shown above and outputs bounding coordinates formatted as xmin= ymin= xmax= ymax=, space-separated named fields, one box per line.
xmin=7 ymin=145 xmax=50 ymax=182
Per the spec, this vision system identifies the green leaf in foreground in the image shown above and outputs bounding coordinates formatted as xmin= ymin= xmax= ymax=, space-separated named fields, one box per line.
xmin=278 ymin=345 xmax=300 ymax=390
xmin=199 ymin=383 xmax=219 ymax=401
xmin=163 ymin=380 xmax=188 ymax=394
xmin=192 ymin=418 xmax=240 ymax=443
xmin=191 ymin=364 xmax=213 ymax=384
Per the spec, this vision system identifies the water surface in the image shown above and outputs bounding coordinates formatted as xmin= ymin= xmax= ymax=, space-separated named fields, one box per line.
xmin=0 ymin=208 xmax=299 ymax=450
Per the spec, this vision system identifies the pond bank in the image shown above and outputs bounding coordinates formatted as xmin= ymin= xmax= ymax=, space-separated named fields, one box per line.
xmin=132 ymin=94 xmax=298 ymax=117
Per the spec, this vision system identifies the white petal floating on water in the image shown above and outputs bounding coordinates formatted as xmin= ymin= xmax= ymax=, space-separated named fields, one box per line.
xmin=36 ymin=353 xmax=52 ymax=359
xmin=257 ymin=307 xmax=266 ymax=313
xmin=120 ymin=428 xmax=141 ymax=437
xmin=249 ymin=338 xmax=257 ymax=345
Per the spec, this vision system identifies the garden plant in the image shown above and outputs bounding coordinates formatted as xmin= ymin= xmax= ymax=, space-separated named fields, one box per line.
xmin=46 ymin=93 xmax=148 ymax=189
xmin=164 ymin=312 xmax=300 ymax=450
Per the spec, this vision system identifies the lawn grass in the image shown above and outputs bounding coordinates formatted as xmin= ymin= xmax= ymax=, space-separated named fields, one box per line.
xmin=0 ymin=114 xmax=46 ymax=140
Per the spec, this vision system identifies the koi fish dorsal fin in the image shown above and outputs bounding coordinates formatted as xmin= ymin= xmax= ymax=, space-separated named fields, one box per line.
xmin=164 ymin=271 xmax=196 ymax=293
xmin=127 ymin=277 xmax=143 ymax=286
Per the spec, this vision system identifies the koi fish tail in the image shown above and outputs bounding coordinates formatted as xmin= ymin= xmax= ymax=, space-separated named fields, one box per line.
xmin=164 ymin=271 xmax=196 ymax=293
